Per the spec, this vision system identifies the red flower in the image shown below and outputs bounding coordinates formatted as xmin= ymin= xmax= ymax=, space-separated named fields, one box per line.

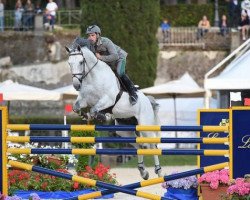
xmin=73 ymin=182 xmax=79 ymax=189
xmin=41 ymin=182 xmax=48 ymax=190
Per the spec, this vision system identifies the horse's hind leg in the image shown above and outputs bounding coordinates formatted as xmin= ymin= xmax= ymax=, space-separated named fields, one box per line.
xmin=151 ymin=143 xmax=162 ymax=177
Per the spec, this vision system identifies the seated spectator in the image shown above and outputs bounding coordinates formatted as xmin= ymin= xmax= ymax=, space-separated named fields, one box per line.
xmin=239 ymin=11 xmax=250 ymax=40
xmin=197 ymin=15 xmax=211 ymax=39
xmin=160 ymin=18 xmax=171 ymax=42
xmin=220 ymin=14 xmax=229 ymax=36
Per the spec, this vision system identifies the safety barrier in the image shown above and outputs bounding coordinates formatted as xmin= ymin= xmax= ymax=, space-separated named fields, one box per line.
xmin=7 ymin=136 xmax=229 ymax=144
xmin=1 ymin=106 xmax=250 ymax=199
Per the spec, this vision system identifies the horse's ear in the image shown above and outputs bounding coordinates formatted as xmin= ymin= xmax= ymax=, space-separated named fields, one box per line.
xmin=77 ymin=44 xmax=81 ymax=52
xmin=65 ymin=46 xmax=71 ymax=53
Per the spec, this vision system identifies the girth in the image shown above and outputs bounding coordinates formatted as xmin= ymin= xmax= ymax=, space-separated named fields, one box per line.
xmin=101 ymin=90 xmax=123 ymax=114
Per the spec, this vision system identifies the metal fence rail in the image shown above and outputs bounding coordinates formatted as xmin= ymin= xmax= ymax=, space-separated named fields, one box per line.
xmin=159 ymin=26 xmax=231 ymax=49
xmin=3 ymin=10 xmax=82 ymax=30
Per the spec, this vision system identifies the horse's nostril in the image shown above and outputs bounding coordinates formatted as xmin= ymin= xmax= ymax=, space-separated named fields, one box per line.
xmin=72 ymin=78 xmax=81 ymax=91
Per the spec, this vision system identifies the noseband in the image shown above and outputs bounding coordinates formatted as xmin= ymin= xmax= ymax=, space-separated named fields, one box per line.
xmin=69 ymin=50 xmax=99 ymax=83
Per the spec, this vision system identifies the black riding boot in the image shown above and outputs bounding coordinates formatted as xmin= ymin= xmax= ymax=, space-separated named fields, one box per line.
xmin=121 ymin=74 xmax=138 ymax=105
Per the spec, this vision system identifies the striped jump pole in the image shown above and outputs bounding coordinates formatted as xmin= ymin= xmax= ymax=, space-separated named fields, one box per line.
xmin=8 ymin=160 xmax=169 ymax=200
xmin=7 ymin=148 xmax=229 ymax=156
xmin=7 ymin=136 xmax=229 ymax=144
xmin=7 ymin=124 xmax=229 ymax=132
xmin=69 ymin=162 xmax=229 ymax=200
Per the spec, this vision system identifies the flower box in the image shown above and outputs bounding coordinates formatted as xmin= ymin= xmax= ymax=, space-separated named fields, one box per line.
xmin=164 ymin=187 xmax=198 ymax=200
xmin=162 ymin=172 xmax=198 ymax=200
xmin=200 ymin=183 xmax=228 ymax=200
xmin=14 ymin=189 xmax=114 ymax=199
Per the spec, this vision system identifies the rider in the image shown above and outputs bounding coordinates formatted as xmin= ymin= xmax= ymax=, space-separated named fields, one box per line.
xmin=86 ymin=25 xmax=138 ymax=105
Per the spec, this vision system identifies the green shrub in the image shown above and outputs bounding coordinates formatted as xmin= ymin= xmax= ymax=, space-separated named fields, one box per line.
xmin=80 ymin=0 xmax=160 ymax=88
xmin=70 ymin=130 xmax=100 ymax=172
xmin=160 ymin=4 xmax=228 ymax=27
xmin=9 ymin=116 xmax=83 ymax=124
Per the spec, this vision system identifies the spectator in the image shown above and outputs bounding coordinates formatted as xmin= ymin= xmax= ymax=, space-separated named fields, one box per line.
xmin=34 ymin=2 xmax=42 ymax=14
xmin=160 ymin=18 xmax=171 ymax=42
xmin=45 ymin=0 xmax=58 ymax=31
xmin=239 ymin=11 xmax=249 ymax=40
xmin=197 ymin=15 xmax=210 ymax=39
xmin=23 ymin=0 xmax=34 ymax=31
xmin=220 ymin=15 xmax=229 ymax=36
xmin=228 ymin=0 xmax=241 ymax=28
xmin=0 ymin=0 xmax=4 ymax=32
xmin=241 ymin=0 xmax=250 ymax=19
xmin=14 ymin=0 xmax=24 ymax=31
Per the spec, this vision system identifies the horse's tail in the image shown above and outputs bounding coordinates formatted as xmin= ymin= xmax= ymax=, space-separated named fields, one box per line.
xmin=147 ymin=95 xmax=161 ymax=137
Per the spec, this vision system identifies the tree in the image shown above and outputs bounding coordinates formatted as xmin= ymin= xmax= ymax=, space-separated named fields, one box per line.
xmin=80 ymin=0 xmax=160 ymax=88
xmin=65 ymin=0 xmax=76 ymax=9
xmin=197 ymin=0 xmax=208 ymax=4
xmin=161 ymin=0 xmax=178 ymax=5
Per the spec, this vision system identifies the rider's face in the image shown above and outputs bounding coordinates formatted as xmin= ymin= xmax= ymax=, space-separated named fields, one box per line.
xmin=88 ymin=33 xmax=97 ymax=44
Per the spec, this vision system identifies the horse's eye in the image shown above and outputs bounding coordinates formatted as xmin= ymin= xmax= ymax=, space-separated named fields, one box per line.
xmin=80 ymin=61 xmax=83 ymax=65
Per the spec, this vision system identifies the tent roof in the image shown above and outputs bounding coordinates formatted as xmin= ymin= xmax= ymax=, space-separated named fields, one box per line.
xmin=0 ymin=80 xmax=61 ymax=101
xmin=205 ymin=49 xmax=250 ymax=90
xmin=141 ymin=72 xmax=204 ymax=98
xmin=53 ymin=85 xmax=78 ymax=100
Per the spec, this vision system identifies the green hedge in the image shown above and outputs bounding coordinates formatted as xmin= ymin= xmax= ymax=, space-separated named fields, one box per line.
xmin=80 ymin=0 xmax=160 ymax=88
xmin=70 ymin=131 xmax=100 ymax=172
xmin=160 ymin=4 xmax=228 ymax=26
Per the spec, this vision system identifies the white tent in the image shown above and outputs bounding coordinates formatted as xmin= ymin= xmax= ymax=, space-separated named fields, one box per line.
xmin=0 ymin=80 xmax=61 ymax=101
xmin=53 ymin=85 xmax=78 ymax=100
xmin=141 ymin=72 xmax=204 ymax=98
xmin=141 ymin=72 xmax=204 ymax=124
xmin=141 ymin=72 xmax=205 ymax=148
xmin=205 ymin=49 xmax=250 ymax=90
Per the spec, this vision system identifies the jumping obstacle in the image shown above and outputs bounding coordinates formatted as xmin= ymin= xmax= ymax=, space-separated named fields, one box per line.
xmin=1 ymin=106 xmax=250 ymax=199
xmin=9 ymin=160 xmax=228 ymax=200
xmin=7 ymin=136 xmax=229 ymax=144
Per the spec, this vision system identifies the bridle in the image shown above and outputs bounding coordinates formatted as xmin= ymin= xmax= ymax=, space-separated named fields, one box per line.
xmin=69 ymin=49 xmax=99 ymax=83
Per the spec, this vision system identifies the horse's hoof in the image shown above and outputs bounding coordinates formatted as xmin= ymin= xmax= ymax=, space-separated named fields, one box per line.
xmin=155 ymin=165 xmax=162 ymax=177
xmin=95 ymin=112 xmax=106 ymax=122
xmin=141 ymin=171 xmax=149 ymax=180
xmin=73 ymin=103 xmax=81 ymax=114
xmin=157 ymin=170 xmax=162 ymax=177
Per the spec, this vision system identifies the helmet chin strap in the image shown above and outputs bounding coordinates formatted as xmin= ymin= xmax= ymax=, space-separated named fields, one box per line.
xmin=96 ymin=33 xmax=101 ymax=42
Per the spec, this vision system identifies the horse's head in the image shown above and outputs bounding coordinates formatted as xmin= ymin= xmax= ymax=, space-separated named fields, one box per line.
xmin=66 ymin=38 xmax=98 ymax=91
xmin=65 ymin=44 xmax=85 ymax=91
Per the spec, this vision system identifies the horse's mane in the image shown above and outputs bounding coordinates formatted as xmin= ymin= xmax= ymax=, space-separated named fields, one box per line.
xmin=70 ymin=37 xmax=96 ymax=54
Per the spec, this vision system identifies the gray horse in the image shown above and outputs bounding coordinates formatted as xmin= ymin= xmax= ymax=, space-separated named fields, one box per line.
xmin=66 ymin=43 xmax=162 ymax=180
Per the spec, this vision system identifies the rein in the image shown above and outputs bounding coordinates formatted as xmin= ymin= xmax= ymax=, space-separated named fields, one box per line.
xmin=82 ymin=59 xmax=98 ymax=80
xmin=69 ymin=51 xmax=99 ymax=82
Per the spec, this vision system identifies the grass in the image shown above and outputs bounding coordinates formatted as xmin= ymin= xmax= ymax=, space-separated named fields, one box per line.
xmin=117 ymin=155 xmax=197 ymax=168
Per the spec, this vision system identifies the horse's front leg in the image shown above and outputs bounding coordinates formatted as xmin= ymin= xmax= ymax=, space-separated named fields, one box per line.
xmin=73 ymin=95 xmax=87 ymax=115
xmin=90 ymin=95 xmax=114 ymax=120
